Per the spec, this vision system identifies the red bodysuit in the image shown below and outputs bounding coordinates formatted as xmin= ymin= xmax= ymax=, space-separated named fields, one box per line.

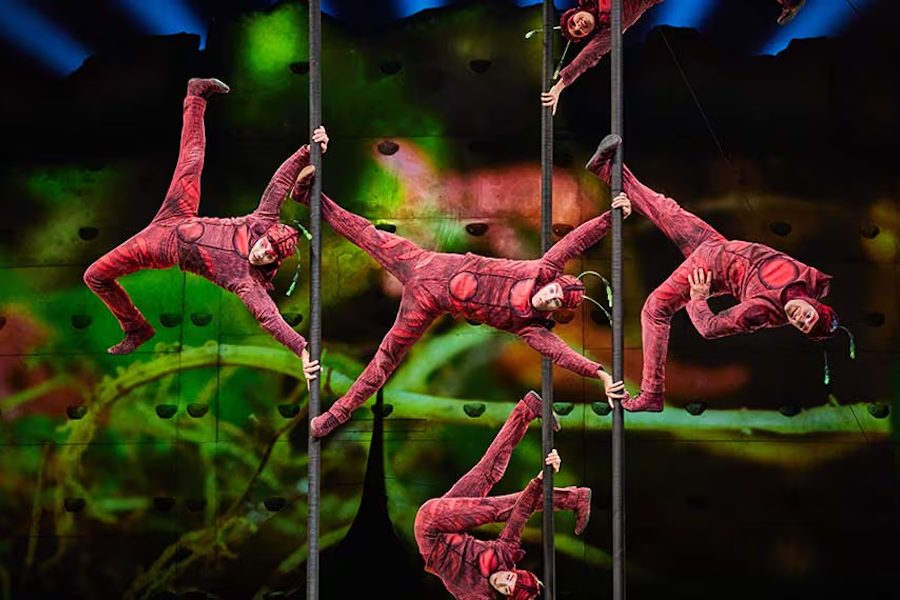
xmin=83 ymin=83 xmax=309 ymax=358
xmin=414 ymin=392 xmax=589 ymax=600
xmin=558 ymin=0 xmax=665 ymax=89
xmin=559 ymin=0 xmax=800 ymax=88
xmin=295 ymin=186 xmax=612 ymax=436
xmin=593 ymin=159 xmax=832 ymax=408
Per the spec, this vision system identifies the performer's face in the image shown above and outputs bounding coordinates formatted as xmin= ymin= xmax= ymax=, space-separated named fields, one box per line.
xmin=566 ymin=10 xmax=596 ymax=39
xmin=785 ymin=299 xmax=819 ymax=334
xmin=249 ymin=236 xmax=278 ymax=266
xmin=489 ymin=570 xmax=517 ymax=596
xmin=532 ymin=282 xmax=564 ymax=311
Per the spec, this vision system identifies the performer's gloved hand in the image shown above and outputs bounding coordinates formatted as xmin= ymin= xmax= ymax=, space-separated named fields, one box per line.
xmin=688 ymin=267 xmax=712 ymax=300
xmin=611 ymin=193 xmax=632 ymax=218
xmin=598 ymin=370 xmax=629 ymax=409
xmin=312 ymin=125 xmax=329 ymax=153
xmin=540 ymin=80 xmax=566 ymax=116
xmin=537 ymin=448 xmax=561 ymax=479
xmin=301 ymin=348 xmax=321 ymax=391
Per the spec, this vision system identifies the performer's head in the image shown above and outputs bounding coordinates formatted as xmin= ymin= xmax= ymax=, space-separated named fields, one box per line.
xmin=489 ymin=569 xmax=540 ymax=598
xmin=560 ymin=7 xmax=597 ymax=41
xmin=531 ymin=275 xmax=585 ymax=312
xmin=249 ymin=224 xmax=299 ymax=266
xmin=785 ymin=298 xmax=840 ymax=339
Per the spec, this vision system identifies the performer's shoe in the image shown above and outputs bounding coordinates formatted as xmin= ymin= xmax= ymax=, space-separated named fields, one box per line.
xmin=573 ymin=487 xmax=592 ymax=536
xmin=777 ymin=0 xmax=806 ymax=25
xmin=585 ymin=134 xmax=623 ymax=175
xmin=522 ymin=390 xmax=561 ymax=432
xmin=291 ymin=165 xmax=316 ymax=205
xmin=310 ymin=406 xmax=350 ymax=438
xmin=107 ymin=323 xmax=155 ymax=355
xmin=621 ymin=391 xmax=664 ymax=413
xmin=187 ymin=77 xmax=231 ymax=99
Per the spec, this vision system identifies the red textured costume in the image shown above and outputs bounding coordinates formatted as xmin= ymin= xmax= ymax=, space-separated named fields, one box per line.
xmin=414 ymin=391 xmax=591 ymax=600
xmin=83 ymin=79 xmax=309 ymax=358
xmin=557 ymin=0 xmax=807 ymax=89
xmin=557 ymin=0 xmax=664 ymax=90
xmin=587 ymin=135 xmax=838 ymax=412
xmin=291 ymin=179 xmax=613 ymax=437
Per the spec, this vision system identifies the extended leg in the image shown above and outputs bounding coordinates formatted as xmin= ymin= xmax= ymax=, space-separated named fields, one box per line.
xmin=626 ymin=262 xmax=694 ymax=412
xmin=83 ymin=228 xmax=176 ymax=354
xmin=150 ymin=78 xmax=229 ymax=224
xmin=292 ymin=171 xmax=429 ymax=284
xmin=586 ymin=135 xmax=726 ymax=258
xmin=310 ymin=284 xmax=440 ymax=437
xmin=414 ymin=485 xmax=591 ymax=544
xmin=443 ymin=392 xmax=551 ymax=499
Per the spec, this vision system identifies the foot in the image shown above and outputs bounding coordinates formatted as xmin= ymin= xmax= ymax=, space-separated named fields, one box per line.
xmin=290 ymin=165 xmax=316 ymax=205
xmin=522 ymin=390 xmax=561 ymax=432
xmin=310 ymin=409 xmax=348 ymax=438
xmin=622 ymin=391 xmax=665 ymax=413
xmin=585 ymin=134 xmax=622 ymax=175
xmin=574 ymin=487 xmax=592 ymax=535
xmin=776 ymin=0 xmax=806 ymax=25
xmin=108 ymin=323 xmax=155 ymax=355
xmin=187 ymin=77 xmax=230 ymax=99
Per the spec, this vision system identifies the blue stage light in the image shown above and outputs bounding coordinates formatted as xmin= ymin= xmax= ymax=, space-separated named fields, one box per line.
xmin=394 ymin=0 xmax=453 ymax=20
xmin=0 ymin=0 xmax=91 ymax=76
xmin=113 ymin=0 xmax=207 ymax=48
xmin=759 ymin=0 xmax=874 ymax=55
xmin=642 ymin=0 xmax=716 ymax=30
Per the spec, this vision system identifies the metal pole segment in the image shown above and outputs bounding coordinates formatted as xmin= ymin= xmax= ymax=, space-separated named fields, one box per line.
xmin=609 ymin=1 xmax=626 ymax=599
xmin=306 ymin=0 xmax=323 ymax=598
xmin=540 ymin=1 xmax=556 ymax=599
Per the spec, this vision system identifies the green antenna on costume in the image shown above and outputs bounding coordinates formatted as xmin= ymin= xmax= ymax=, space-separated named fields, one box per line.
xmin=285 ymin=220 xmax=313 ymax=297
xmin=577 ymin=270 xmax=614 ymax=323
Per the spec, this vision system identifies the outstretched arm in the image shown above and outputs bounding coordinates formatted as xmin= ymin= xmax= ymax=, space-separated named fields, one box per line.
xmin=540 ymin=194 xmax=630 ymax=272
xmin=540 ymin=212 xmax=612 ymax=273
xmin=232 ymin=281 xmax=310 ymax=357
xmin=252 ymin=145 xmax=311 ymax=221
xmin=516 ymin=325 xmax=603 ymax=378
xmin=252 ymin=127 xmax=329 ymax=221
xmin=557 ymin=0 xmax=666 ymax=88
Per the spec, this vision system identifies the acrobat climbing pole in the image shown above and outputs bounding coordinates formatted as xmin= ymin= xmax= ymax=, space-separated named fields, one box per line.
xmin=306 ymin=0 xmax=323 ymax=599
xmin=609 ymin=1 xmax=627 ymax=599
xmin=540 ymin=1 xmax=557 ymax=598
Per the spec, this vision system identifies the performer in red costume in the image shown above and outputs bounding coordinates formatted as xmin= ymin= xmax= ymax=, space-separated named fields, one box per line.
xmin=586 ymin=134 xmax=840 ymax=412
xmin=83 ymin=78 xmax=325 ymax=380
xmin=540 ymin=0 xmax=808 ymax=115
xmin=290 ymin=160 xmax=630 ymax=437
xmin=414 ymin=390 xmax=592 ymax=600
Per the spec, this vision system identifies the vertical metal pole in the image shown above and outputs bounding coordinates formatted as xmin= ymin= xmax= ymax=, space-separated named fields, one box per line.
xmin=306 ymin=1 xmax=323 ymax=599
xmin=609 ymin=1 xmax=626 ymax=599
xmin=540 ymin=1 xmax=556 ymax=599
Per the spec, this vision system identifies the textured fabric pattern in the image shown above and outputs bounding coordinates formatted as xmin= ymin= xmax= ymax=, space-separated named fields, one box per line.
xmin=305 ymin=190 xmax=611 ymax=430
xmin=84 ymin=85 xmax=311 ymax=357
xmin=414 ymin=397 xmax=585 ymax=600
xmin=595 ymin=161 xmax=832 ymax=397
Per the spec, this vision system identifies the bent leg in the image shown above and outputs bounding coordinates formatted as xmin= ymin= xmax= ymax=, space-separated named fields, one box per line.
xmin=151 ymin=94 xmax=208 ymax=224
xmin=83 ymin=227 xmax=177 ymax=353
xmin=415 ymin=485 xmax=590 ymax=544
xmin=443 ymin=393 xmax=543 ymax=499
xmin=638 ymin=262 xmax=693 ymax=396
